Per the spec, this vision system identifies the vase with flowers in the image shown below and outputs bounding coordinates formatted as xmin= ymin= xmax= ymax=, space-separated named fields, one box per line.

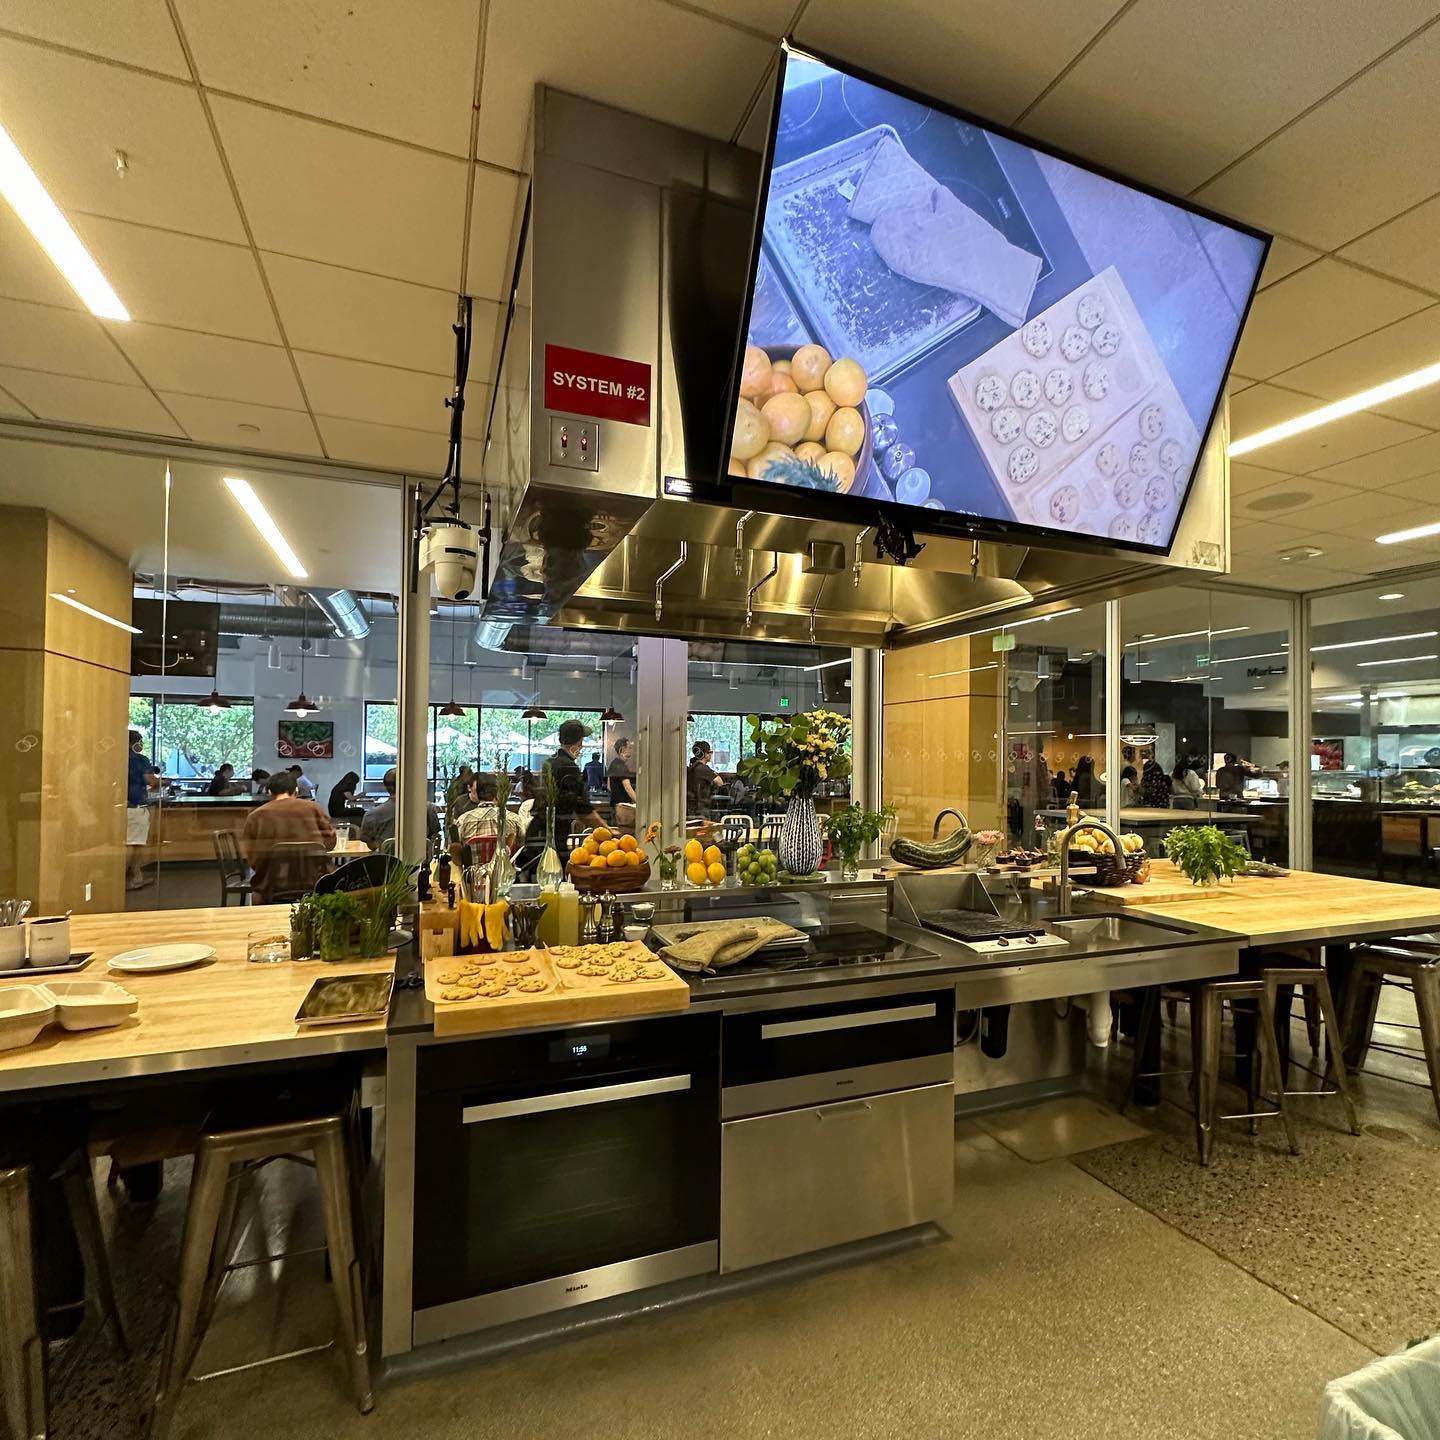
xmin=738 ymin=710 xmax=853 ymax=877
xmin=643 ymin=821 xmax=682 ymax=890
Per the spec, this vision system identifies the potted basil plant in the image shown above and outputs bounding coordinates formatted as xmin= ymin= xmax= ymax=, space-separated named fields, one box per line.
xmin=823 ymin=803 xmax=896 ymax=881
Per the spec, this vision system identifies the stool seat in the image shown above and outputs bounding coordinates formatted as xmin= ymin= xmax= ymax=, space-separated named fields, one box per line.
xmin=1257 ymin=958 xmax=1361 ymax=1139
xmin=150 ymin=1093 xmax=372 ymax=1439
xmin=1345 ymin=942 xmax=1440 ymax=1127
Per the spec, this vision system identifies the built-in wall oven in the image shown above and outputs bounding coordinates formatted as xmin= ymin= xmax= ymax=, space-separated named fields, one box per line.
xmin=411 ymin=1013 xmax=720 ymax=1342
xmin=721 ymin=989 xmax=956 ymax=1273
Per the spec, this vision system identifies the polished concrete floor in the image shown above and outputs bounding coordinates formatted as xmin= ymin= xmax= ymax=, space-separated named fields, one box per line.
xmin=46 ymin=1003 xmax=1440 ymax=1440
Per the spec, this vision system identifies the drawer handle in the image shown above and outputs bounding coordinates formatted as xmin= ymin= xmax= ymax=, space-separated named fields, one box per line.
xmin=818 ymin=1100 xmax=872 ymax=1119
xmin=461 ymin=1073 xmax=691 ymax=1123
xmin=760 ymin=1002 xmax=937 ymax=1040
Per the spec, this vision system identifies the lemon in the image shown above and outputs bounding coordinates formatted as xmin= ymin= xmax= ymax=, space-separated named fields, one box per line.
xmin=761 ymin=391 xmax=811 ymax=446
xmin=802 ymin=389 xmax=836 ymax=442
xmin=703 ymin=844 xmax=722 ymax=866
xmin=825 ymin=406 xmax=865 ymax=457
xmin=795 ymin=441 xmax=826 ymax=465
xmin=731 ymin=398 xmax=769 ymax=461
xmin=684 ymin=838 xmax=704 ymax=863
xmin=790 ymin=343 xmax=832 ymax=393
xmin=820 ymin=451 xmax=855 ymax=490
xmin=824 ymin=356 xmax=867 ymax=408
xmin=747 ymin=442 xmax=793 ymax=481
xmin=706 ymin=861 xmax=727 ymax=885
xmin=686 ymin=861 xmax=708 ymax=886
xmin=740 ymin=344 xmax=771 ymax=401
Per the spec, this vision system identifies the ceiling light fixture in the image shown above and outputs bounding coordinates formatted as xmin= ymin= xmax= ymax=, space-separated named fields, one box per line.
xmin=1378 ymin=592 xmax=1406 ymax=601
xmin=223 ymin=477 xmax=308 ymax=578
xmin=285 ymin=594 xmax=317 ymax=717
xmin=803 ymin=657 xmax=852 ymax=672
xmin=1205 ymin=649 xmax=1290 ymax=666
xmin=1230 ymin=357 xmax=1440 ymax=457
xmin=0 ymin=121 xmax=129 ymax=320
xmin=204 ymin=687 xmax=231 ymax=714
xmin=1355 ymin=653 xmax=1439 ymax=667
xmin=928 ymin=662 xmax=999 ymax=680
xmin=1376 ymin=519 xmax=1440 ymax=546
xmin=520 ymin=704 xmax=547 ymax=721
xmin=48 ymin=592 xmax=140 ymax=633
xmin=1320 ymin=691 xmax=1404 ymax=703
xmin=961 ymin=607 xmax=1083 ymax=639
xmin=1311 ymin=630 xmax=1438 ymax=653
xmin=1124 ymin=626 xmax=1248 ymax=647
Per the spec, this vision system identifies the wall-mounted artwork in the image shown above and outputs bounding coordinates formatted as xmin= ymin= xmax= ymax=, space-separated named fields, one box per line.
xmin=277 ymin=719 xmax=334 ymax=759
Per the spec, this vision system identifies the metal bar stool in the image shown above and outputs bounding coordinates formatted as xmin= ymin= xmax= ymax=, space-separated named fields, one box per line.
xmin=1342 ymin=940 xmax=1440 ymax=1126
xmin=1123 ymin=978 xmax=1298 ymax=1165
xmin=1 ymin=1149 xmax=129 ymax=1440
xmin=149 ymin=1096 xmax=372 ymax=1439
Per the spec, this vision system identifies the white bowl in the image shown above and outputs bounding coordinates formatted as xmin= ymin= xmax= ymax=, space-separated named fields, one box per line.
xmin=0 ymin=984 xmax=55 ymax=1050
xmin=39 ymin=980 xmax=139 ymax=1031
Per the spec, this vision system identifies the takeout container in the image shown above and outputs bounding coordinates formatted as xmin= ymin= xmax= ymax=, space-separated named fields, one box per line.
xmin=41 ymin=980 xmax=139 ymax=1031
xmin=0 ymin=985 xmax=55 ymax=1050
xmin=0 ymin=926 xmax=24 ymax=970
xmin=26 ymin=915 xmax=71 ymax=965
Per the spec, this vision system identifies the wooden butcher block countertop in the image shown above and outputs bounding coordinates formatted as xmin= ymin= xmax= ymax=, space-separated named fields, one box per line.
xmin=1078 ymin=860 xmax=1440 ymax=947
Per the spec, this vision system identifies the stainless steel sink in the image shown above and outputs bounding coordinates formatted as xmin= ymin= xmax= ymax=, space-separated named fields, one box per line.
xmin=1046 ymin=914 xmax=1193 ymax=945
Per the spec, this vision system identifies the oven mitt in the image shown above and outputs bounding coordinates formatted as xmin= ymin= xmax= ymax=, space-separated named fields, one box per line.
xmin=659 ymin=917 xmax=799 ymax=973
xmin=850 ymin=134 xmax=1041 ymax=329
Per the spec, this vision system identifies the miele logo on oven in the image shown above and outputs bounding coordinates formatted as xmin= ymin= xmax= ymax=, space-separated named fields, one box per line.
xmin=543 ymin=343 xmax=652 ymax=427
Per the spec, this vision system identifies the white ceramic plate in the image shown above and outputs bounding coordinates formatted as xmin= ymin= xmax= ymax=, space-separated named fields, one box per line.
xmin=107 ymin=943 xmax=215 ymax=974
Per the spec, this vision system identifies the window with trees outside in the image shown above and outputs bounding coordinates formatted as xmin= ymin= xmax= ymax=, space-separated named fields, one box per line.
xmin=128 ymin=697 xmax=255 ymax=778
xmin=687 ymin=714 xmax=745 ymax=770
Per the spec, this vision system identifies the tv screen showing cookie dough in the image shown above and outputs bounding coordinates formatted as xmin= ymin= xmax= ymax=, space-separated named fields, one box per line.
xmin=726 ymin=45 xmax=1270 ymax=553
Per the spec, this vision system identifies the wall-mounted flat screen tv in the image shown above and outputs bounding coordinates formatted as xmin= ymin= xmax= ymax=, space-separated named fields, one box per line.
xmin=724 ymin=43 xmax=1270 ymax=554
xmin=130 ymin=598 xmax=220 ymax=678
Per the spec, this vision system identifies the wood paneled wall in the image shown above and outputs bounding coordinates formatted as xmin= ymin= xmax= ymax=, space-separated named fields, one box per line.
xmin=881 ymin=636 xmax=1005 ymax=842
xmin=0 ymin=507 xmax=130 ymax=915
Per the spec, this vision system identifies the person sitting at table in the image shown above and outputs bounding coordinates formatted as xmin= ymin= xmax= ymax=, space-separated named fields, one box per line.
xmin=286 ymin=764 xmax=316 ymax=800
xmin=456 ymin=775 xmax=525 ymax=849
xmin=241 ymin=771 xmax=336 ymax=902
xmin=687 ymin=741 xmax=718 ymax=817
xmin=204 ymin=762 xmax=245 ymax=797
xmin=360 ymin=766 xmax=440 ymax=852
xmin=1172 ymin=757 xmax=1205 ymax=802
xmin=1115 ymin=764 xmax=1139 ymax=807
xmin=1140 ymin=756 xmax=1172 ymax=807
xmin=250 ymin=767 xmax=271 ymax=796
xmin=327 ymin=770 xmax=365 ymax=822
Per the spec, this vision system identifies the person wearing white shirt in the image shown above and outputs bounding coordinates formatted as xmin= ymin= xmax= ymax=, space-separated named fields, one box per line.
xmin=455 ymin=775 xmax=525 ymax=848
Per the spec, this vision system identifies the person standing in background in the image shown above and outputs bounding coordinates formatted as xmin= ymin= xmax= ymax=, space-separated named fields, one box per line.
xmin=687 ymin=741 xmax=718 ymax=818
xmin=126 ymin=728 xmax=160 ymax=890
xmin=583 ymin=750 xmax=607 ymax=795
xmin=1140 ymin=757 xmax=1172 ymax=807
xmin=608 ymin=737 xmax=637 ymax=808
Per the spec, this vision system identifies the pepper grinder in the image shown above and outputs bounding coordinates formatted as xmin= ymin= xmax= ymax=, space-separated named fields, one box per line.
xmin=581 ymin=899 xmax=600 ymax=945
xmin=598 ymin=893 xmax=617 ymax=944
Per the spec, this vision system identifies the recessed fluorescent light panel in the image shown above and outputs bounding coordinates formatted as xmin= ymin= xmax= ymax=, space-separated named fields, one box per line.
xmin=1355 ymin=654 xmax=1438 ymax=667
xmin=1376 ymin=519 xmax=1440 ymax=546
xmin=223 ymin=476 xmax=308 ymax=578
xmin=0 ymin=122 xmax=129 ymax=320
xmin=1310 ymin=630 xmax=1438 ymax=654
xmin=1124 ymin=626 xmax=1248 ymax=647
xmin=48 ymin=592 xmax=140 ymax=633
xmin=1231 ymin=358 xmax=1440 ymax=457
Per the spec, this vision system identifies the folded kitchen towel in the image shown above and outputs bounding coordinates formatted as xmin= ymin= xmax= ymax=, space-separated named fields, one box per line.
xmin=850 ymin=134 xmax=1041 ymax=329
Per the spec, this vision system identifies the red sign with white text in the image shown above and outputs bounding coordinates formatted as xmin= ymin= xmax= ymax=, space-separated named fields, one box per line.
xmin=544 ymin=344 xmax=652 ymax=426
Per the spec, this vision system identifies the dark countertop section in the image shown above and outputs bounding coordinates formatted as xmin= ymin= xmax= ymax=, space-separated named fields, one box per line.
xmin=158 ymin=794 xmax=262 ymax=805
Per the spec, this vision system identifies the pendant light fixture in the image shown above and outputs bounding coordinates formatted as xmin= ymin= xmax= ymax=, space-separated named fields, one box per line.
xmin=438 ymin=604 xmax=465 ymax=717
xmin=599 ymin=647 xmax=625 ymax=723
xmin=204 ymin=583 xmax=230 ymax=711
xmin=285 ymin=592 xmax=316 ymax=717
xmin=520 ymin=704 xmax=547 ymax=720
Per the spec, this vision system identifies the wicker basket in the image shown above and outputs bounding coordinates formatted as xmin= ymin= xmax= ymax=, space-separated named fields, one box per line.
xmin=1125 ymin=851 xmax=1147 ymax=884
xmin=1084 ymin=852 xmax=1132 ymax=887
xmin=567 ymin=856 xmax=652 ymax=893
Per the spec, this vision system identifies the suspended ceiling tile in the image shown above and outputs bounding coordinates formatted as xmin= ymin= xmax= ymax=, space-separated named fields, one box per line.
xmin=1339 ymin=193 xmax=1440 ymax=296
xmin=1228 ymin=459 xmax=1294 ymax=494
xmin=1311 ymin=429 xmax=1440 ymax=487
xmin=1271 ymin=305 xmax=1440 ymax=427
xmin=0 ymin=366 xmax=182 ymax=434
xmin=1232 ymin=473 xmax=1358 ymax=518
xmin=0 ymin=297 xmax=135 ymax=383
xmin=293 ymin=351 xmax=489 ymax=437
xmin=209 ymin=97 xmax=468 ymax=290
xmin=476 ymin=0 xmax=775 ymax=171
xmin=0 ymin=383 xmax=33 ymax=418
xmin=795 ymin=0 xmax=1126 ymax=129
xmin=1021 ymin=0 xmax=1437 ymax=195
xmin=1258 ymin=236 xmax=1323 ymax=289
xmin=0 ymin=37 xmax=243 ymax=241
xmin=1383 ymin=468 xmax=1440 ymax=504
xmin=70 ymin=216 xmax=280 ymax=342
xmin=108 ymin=325 xmax=305 ymax=409
xmin=1227 ymin=558 xmax=1372 ymax=590
xmin=173 ymin=0 xmax=482 ymax=155
xmin=1226 ymin=516 xmax=1317 ymax=555
xmin=0 ymin=0 xmax=188 ymax=76
xmin=1195 ymin=23 xmax=1440 ymax=249
xmin=1231 ymin=259 xmax=1429 ymax=379
xmin=1281 ymin=487 xmax=1419 ymax=534
xmin=314 ymin=414 xmax=447 ymax=473
xmin=262 ymin=252 xmax=494 ymax=372
xmin=157 ymin=392 xmax=322 ymax=455
xmin=674 ymin=0 xmax=798 ymax=31
xmin=1247 ymin=409 xmax=1428 ymax=475
xmin=0 ymin=208 xmax=84 ymax=309
xmin=1228 ymin=382 xmax=1322 ymax=438
xmin=465 ymin=168 xmax=525 ymax=303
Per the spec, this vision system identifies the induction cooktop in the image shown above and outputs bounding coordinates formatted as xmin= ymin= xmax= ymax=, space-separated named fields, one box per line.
xmin=694 ymin=922 xmax=935 ymax=982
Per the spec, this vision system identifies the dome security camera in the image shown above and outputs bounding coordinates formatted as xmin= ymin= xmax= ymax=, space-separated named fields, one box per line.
xmin=419 ymin=520 xmax=479 ymax=601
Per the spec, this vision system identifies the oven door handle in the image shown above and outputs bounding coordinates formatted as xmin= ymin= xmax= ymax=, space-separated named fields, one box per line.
xmin=461 ymin=1073 xmax=692 ymax=1123
xmin=759 ymin=1002 xmax=937 ymax=1040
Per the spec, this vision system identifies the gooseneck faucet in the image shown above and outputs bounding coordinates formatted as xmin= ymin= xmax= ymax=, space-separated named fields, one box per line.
xmin=933 ymin=807 xmax=969 ymax=839
xmin=1056 ymin=817 xmax=1123 ymax=914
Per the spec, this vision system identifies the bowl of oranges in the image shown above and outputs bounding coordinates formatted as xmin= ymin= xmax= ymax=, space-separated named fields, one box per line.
xmin=683 ymin=837 xmax=729 ymax=888
xmin=730 ymin=343 xmax=873 ymax=496
xmin=567 ymin=827 xmax=651 ymax=893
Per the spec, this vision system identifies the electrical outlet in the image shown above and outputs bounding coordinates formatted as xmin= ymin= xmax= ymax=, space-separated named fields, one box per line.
xmin=85 ymin=882 xmax=92 ymax=902
xmin=549 ymin=417 xmax=599 ymax=472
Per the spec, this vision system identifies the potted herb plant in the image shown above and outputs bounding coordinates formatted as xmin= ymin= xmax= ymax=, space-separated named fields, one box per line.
xmin=737 ymin=710 xmax=852 ymax=877
xmin=311 ymin=891 xmax=359 ymax=962
xmin=356 ymin=858 xmax=416 ymax=958
xmin=1163 ymin=825 xmax=1249 ymax=886
xmin=823 ymin=803 xmax=896 ymax=881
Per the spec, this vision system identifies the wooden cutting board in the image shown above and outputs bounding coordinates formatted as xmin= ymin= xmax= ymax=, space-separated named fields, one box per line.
xmin=424 ymin=941 xmax=689 ymax=1037
xmin=1077 ymin=859 xmax=1277 ymax=907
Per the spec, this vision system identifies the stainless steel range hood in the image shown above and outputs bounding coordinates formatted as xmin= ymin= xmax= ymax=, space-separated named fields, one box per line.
xmin=480 ymin=88 xmax=1231 ymax=650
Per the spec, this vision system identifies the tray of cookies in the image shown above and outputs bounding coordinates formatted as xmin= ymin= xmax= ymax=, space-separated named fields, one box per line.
xmin=947 ymin=266 xmax=1161 ymax=524
xmin=424 ymin=941 xmax=689 ymax=1037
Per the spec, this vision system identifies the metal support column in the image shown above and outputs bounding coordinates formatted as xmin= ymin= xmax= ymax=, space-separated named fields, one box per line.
xmin=1104 ymin=598 xmax=1123 ymax=838
xmin=1290 ymin=591 xmax=1311 ymax=871
xmin=634 ymin=637 xmax=688 ymax=844
xmin=850 ymin=647 xmax=882 ymax=813
xmin=397 ymin=481 xmax=431 ymax=862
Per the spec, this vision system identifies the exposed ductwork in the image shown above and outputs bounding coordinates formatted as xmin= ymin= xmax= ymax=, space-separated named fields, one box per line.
xmin=308 ymin=587 xmax=370 ymax=639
